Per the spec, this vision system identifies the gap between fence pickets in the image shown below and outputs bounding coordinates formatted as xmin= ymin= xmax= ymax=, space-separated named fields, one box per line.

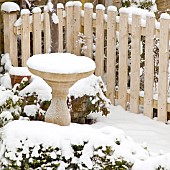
xmin=115 ymin=90 xmax=170 ymax=113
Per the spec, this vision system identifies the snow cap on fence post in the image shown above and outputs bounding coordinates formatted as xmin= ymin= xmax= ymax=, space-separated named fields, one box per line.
xmin=21 ymin=9 xmax=30 ymax=15
xmin=57 ymin=3 xmax=64 ymax=9
xmin=119 ymin=7 xmax=129 ymax=14
xmin=84 ymin=3 xmax=93 ymax=9
xmin=107 ymin=6 xmax=117 ymax=12
xmin=146 ymin=11 xmax=155 ymax=18
xmin=66 ymin=1 xmax=74 ymax=7
xmin=32 ymin=7 xmax=42 ymax=14
xmin=160 ymin=13 xmax=170 ymax=20
xmin=73 ymin=1 xmax=82 ymax=7
xmin=96 ymin=4 xmax=105 ymax=11
xmin=1 ymin=2 xmax=20 ymax=13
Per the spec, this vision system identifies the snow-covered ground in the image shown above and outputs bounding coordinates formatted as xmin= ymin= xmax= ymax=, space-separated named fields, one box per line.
xmin=1 ymin=105 xmax=170 ymax=169
xmin=91 ymin=105 xmax=170 ymax=154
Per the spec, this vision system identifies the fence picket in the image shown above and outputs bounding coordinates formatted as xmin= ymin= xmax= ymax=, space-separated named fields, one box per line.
xmin=3 ymin=12 xmax=18 ymax=66
xmin=57 ymin=4 xmax=64 ymax=53
xmin=118 ymin=10 xmax=129 ymax=110
xmin=106 ymin=7 xmax=117 ymax=104
xmin=66 ymin=3 xmax=74 ymax=53
xmin=130 ymin=14 xmax=141 ymax=113
xmin=32 ymin=8 xmax=42 ymax=55
xmin=144 ymin=15 xmax=155 ymax=118
xmin=158 ymin=16 xmax=170 ymax=122
xmin=95 ymin=5 xmax=105 ymax=78
xmin=21 ymin=10 xmax=30 ymax=66
xmin=44 ymin=10 xmax=51 ymax=53
xmin=73 ymin=3 xmax=82 ymax=56
xmin=84 ymin=3 xmax=93 ymax=58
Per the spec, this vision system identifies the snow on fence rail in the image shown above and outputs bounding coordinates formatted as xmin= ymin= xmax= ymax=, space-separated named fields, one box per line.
xmin=1 ymin=1 xmax=170 ymax=123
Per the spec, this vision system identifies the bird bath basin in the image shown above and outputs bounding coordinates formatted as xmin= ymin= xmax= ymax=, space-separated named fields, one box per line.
xmin=27 ymin=53 xmax=96 ymax=126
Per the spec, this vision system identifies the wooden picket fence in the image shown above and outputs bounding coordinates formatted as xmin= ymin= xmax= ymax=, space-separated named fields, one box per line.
xmin=1 ymin=2 xmax=170 ymax=123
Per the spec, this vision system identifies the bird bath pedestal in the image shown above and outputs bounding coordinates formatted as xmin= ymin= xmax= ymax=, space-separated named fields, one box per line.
xmin=27 ymin=53 xmax=95 ymax=126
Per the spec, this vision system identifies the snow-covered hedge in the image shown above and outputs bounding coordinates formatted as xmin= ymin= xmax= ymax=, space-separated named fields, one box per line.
xmin=1 ymin=120 xmax=170 ymax=170
xmin=121 ymin=0 xmax=157 ymax=12
xmin=68 ymin=75 xmax=111 ymax=123
xmin=0 ymin=121 xmax=146 ymax=169
xmin=0 ymin=74 xmax=52 ymax=127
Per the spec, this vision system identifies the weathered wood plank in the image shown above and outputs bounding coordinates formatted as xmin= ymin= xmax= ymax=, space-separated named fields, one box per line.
xmin=3 ymin=12 xmax=18 ymax=66
xmin=118 ymin=11 xmax=128 ymax=109
xmin=66 ymin=3 xmax=74 ymax=53
xmin=144 ymin=15 xmax=155 ymax=118
xmin=21 ymin=10 xmax=30 ymax=66
xmin=95 ymin=4 xmax=105 ymax=78
xmin=44 ymin=10 xmax=51 ymax=53
xmin=106 ymin=6 xmax=117 ymax=104
xmin=32 ymin=8 xmax=42 ymax=55
xmin=57 ymin=4 xmax=64 ymax=53
xmin=130 ymin=13 xmax=141 ymax=113
xmin=73 ymin=2 xmax=81 ymax=56
xmin=158 ymin=16 xmax=170 ymax=123
xmin=84 ymin=3 xmax=93 ymax=58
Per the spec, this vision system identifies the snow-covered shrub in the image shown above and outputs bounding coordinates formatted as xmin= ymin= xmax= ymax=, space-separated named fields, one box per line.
xmin=68 ymin=75 xmax=111 ymax=123
xmin=2 ymin=120 xmax=170 ymax=169
xmin=121 ymin=0 xmax=157 ymax=12
xmin=0 ymin=74 xmax=52 ymax=127
xmin=16 ymin=75 xmax=52 ymax=121
xmin=0 ymin=87 xmax=22 ymax=127
xmin=0 ymin=121 xmax=153 ymax=170
xmin=0 ymin=53 xmax=12 ymax=75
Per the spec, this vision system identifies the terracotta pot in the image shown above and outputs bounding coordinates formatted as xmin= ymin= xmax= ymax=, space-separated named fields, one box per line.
xmin=10 ymin=75 xmax=31 ymax=87
xmin=9 ymin=67 xmax=31 ymax=87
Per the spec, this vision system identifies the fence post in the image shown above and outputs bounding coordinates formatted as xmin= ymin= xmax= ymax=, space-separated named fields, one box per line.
xmin=21 ymin=9 xmax=30 ymax=66
xmin=66 ymin=2 xmax=74 ymax=53
xmin=57 ymin=3 xmax=64 ymax=53
xmin=84 ymin=3 xmax=93 ymax=59
xmin=130 ymin=13 xmax=141 ymax=114
xmin=32 ymin=7 xmax=42 ymax=55
xmin=144 ymin=13 xmax=155 ymax=118
xmin=95 ymin=4 xmax=105 ymax=78
xmin=118 ymin=8 xmax=128 ymax=110
xmin=1 ymin=2 xmax=20 ymax=66
xmin=73 ymin=1 xmax=82 ymax=56
xmin=106 ymin=6 xmax=117 ymax=105
xmin=158 ymin=14 xmax=170 ymax=123
xmin=44 ymin=7 xmax=51 ymax=53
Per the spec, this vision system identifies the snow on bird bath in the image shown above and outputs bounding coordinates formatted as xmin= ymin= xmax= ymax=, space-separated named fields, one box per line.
xmin=27 ymin=53 xmax=96 ymax=74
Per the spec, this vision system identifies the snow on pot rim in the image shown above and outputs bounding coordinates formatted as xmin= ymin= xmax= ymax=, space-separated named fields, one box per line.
xmin=26 ymin=53 xmax=96 ymax=74
xmin=9 ymin=67 xmax=31 ymax=76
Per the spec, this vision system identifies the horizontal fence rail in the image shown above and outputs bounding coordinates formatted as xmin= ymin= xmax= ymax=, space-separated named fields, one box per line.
xmin=1 ymin=1 xmax=170 ymax=123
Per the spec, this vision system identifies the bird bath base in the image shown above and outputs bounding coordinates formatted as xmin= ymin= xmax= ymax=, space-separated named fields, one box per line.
xmin=46 ymin=94 xmax=70 ymax=126
xmin=27 ymin=53 xmax=95 ymax=126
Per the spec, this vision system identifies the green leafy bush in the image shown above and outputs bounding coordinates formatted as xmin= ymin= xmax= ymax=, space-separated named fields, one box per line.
xmin=67 ymin=75 xmax=111 ymax=124
xmin=0 ymin=121 xmax=136 ymax=170
xmin=0 ymin=75 xmax=52 ymax=127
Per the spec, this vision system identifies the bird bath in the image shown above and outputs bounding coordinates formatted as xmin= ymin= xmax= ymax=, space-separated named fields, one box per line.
xmin=27 ymin=53 xmax=96 ymax=126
